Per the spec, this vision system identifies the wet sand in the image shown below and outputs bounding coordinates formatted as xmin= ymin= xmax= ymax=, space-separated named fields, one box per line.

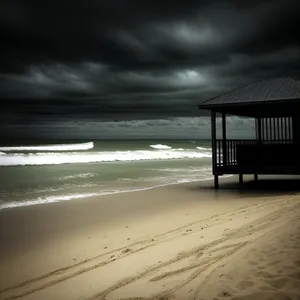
xmin=0 ymin=176 xmax=300 ymax=300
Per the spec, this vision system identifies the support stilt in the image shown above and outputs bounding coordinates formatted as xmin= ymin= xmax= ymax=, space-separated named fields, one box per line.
xmin=239 ymin=174 xmax=243 ymax=185
xmin=214 ymin=175 xmax=219 ymax=189
xmin=254 ymin=174 xmax=258 ymax=181
xmin=211 ymin=111 xmax=218 ymax=189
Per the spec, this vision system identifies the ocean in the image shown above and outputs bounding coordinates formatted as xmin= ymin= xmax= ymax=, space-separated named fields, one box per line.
xmin=0 ymin=140 xmax=212 ymax=210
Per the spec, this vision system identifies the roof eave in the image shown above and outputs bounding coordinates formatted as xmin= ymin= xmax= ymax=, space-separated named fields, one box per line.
xmin=198 ymin=98 xmax=300 ymax=110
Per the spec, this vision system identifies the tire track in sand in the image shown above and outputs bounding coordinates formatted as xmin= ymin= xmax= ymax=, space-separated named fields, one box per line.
xmin=0 ymin=196 xmax=298 ymax=300
xmin=85 ymin=198 xmax=300 ymax=300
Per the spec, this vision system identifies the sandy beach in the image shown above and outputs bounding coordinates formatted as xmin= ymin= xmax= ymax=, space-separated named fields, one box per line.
xmin=0 ymin=176 xmax=300 ymax=300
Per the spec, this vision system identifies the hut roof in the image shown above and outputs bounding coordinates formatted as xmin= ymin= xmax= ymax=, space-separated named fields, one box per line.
xmin=198 ymin=78 xmax=300 ymax=109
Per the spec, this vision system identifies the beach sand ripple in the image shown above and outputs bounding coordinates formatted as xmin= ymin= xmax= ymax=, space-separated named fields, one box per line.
xmin=0 ymin=188 xmax=299 ymax=300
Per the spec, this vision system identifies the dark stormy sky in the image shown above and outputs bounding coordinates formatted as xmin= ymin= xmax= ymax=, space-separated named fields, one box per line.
xmin=1 ymin=0 xmax=300 ymax=139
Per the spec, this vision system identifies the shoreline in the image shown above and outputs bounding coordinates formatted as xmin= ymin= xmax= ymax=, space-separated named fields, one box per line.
xmin=0 ymin=172 xmax=228 ymax=211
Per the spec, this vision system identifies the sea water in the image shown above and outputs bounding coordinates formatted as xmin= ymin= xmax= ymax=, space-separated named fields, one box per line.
xmin=0 ymin=140 xmax=212 ymax=209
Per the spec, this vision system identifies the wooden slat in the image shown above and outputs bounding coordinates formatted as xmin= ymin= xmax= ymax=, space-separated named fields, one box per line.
xmin=289 ymin=117 xmax=293 ymax=141
xmin=272 ymin=118 xmax=276 ymax=141
xmin=266 ymin=118 xmax=268 ymax=141
xmin=285 ymin=117 xmax=288 ymax=143
xmin=270 ymin=118 xmax=272 ymax=141
xmin=281 ymin=117 xmax=284 ymax=141
xmin=277 ymin=117 xmax=280 ymax=141
xmin=211 ymin=111 xmax=217 ymax=172
xmin=222 ymin=112 xmax=227 ymax=167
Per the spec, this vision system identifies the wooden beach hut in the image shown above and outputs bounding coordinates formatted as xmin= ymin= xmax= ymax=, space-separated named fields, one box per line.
xmin=198 ymin=78 xmax=300 ymax=189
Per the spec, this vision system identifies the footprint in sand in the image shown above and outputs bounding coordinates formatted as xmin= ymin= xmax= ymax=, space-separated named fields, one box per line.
xmin=294 ymin=260 xmax=300 ymax=267
xmin=282 ymin=265 xmax=297 ymax=272
xmin=217 ymin=290 xmax=234 ymax=298
xmin=267 ymin=260 xmax=281 ymax=267
xmin=236 ymin=280 xmax=255 ymax=290
xmin=258 ymin=285 xmax=277 ymax=291
xmin=266 ymin=277 xmax=289 ymax=289
xmin=248 ymin=260 xmax=259 ymax=266
xmin=255 ymin=271 xmax=277 ymax=279
xmin=288 ymin=270 xmax=300 ymax=280
xmin=122 ymin=248 xmax=131 ymax=254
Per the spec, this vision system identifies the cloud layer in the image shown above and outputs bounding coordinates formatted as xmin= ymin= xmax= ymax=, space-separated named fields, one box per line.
xmin=0 ymin=0 xmax=299 ymax=138
xmin=0 ymin=116 xmax=255 ymax=140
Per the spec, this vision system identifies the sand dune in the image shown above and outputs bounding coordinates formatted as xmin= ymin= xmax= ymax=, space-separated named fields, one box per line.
xmin=0 ymin=181 xmax=300 ymax=300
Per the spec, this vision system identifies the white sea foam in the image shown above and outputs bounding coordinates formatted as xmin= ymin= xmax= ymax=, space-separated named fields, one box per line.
xmin=0 ymin=149 xmax=211 ymax=166
xmin=0 ymin=152 xmax=7 ymax=155
xmin=150 ymin=144 xmax=172 ymax=150
xmin=157 ymin=167 xmax=211 ymax=173
xmin=0 ymin=141 xmax=94 ymax=152
xmin=0 ymin=193 xmax=100 ymax=209
xmin=196 ymin=146 xmax=211 ymax=151
xmin=0 ymin=174 xmax=234 ymax=210
xmin=60 ymin=173 xmax=97 ymax=180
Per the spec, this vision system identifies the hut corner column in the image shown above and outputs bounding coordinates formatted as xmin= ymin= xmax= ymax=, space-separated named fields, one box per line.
xmin=255 ymin=117 xmax=262 ymax=180
xmin=222 ymin=112 xmax=227 ymax=168
xmin=211 ymin=111 xmax=218 ymax=189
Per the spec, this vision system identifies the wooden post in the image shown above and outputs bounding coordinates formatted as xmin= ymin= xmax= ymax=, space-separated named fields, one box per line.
xmin=211 ymin=111 xmax=218 ymax=189
xmin=292 ymin=114 xmax=297 ymax=145
xmin=214 ymin=174 xmax=219 ymax=189
xmin=257 ymin=117 xmax=262 ymax=144
xmin=256 ymin=117 xmax=262 ymax=177
xmin=239 ymin=173 xmax=243 ymax=185
xmin=222 ymin=112 xmax=227 ymax=168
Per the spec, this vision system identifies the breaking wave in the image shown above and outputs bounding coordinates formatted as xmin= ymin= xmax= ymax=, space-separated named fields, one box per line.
xmin=196 ymin=146 xmax=211 ymax=151
xmin=150 ymin=144 xmax=172 ymax=150
xmin=0 ymin=141 xmax=94 ymax=152
xmin=59 ymin=173 xmax=97 ymax=180
xmin=0 ymin=149 xmax=211 ymax=166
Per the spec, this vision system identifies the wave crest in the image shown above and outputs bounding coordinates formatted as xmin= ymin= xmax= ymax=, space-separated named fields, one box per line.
xmin=0 ymin=142 xmax=94 ymax=152
xmin=196 ymin=146 xmax=211 ymax=151
xmin=60 ymin=173 xmax=97 ymax=180
xmin=150 ymin=144 xmax=172 ymax=150
xmin=0 ymin=149 xmax=211 ymax=166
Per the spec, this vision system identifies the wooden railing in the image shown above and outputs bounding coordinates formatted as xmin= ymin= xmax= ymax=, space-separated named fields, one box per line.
xmin=216 ymin=139 xmax=294 ymax=167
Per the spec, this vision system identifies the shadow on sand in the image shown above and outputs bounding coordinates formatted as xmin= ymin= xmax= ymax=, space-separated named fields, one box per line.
xmin=188 ymin=175 xmax=300 ymax=199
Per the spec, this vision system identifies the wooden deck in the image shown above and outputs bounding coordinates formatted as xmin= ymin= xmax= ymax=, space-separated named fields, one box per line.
xmin=215 ymin=139 xmax=300 ymax=175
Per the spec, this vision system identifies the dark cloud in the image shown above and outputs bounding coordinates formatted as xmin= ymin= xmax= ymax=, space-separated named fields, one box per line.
xmin=1 ymin=0 xmax=300 ymax=138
